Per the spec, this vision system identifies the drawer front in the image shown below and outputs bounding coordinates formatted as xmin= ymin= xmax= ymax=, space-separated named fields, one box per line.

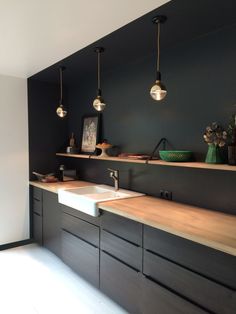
xmin=101 ymin=211 xmax=142 ymax=246
xmin=62 ymin=212 xmax=99 ymax=247
xmin=60 ymin=203 xmax=100 ymax=226
xmin=144 ymin=250 xmax=236 ymax=314
xmin=101 ymin=230 xmax=142 ymax=271
xmin=33 ymin=213 xmax=42 ymax=245
xmin=100 ymin=251 xmax=141 ymax=314
xmin=32 ymin=198 xmax=42 ymax=215
xmin=144 ymin=225 xmax=236 ymax=289
xmin=32 ymin=186 xmax=42 ymax=201
xmin=141 ymin=276 xmax=208 ymax=314
xmin=61 ymin=230 xmax=99 ymax=288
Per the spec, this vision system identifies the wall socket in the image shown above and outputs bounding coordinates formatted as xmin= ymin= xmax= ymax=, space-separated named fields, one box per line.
xmin=160 ymin=189 xmax=172 ymax=200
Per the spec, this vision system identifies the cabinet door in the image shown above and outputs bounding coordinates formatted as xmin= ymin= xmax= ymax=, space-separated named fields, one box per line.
xmin=144 ymin=225 xmax=236 ymax=289
xmin=141 ymin=276 xmax=208 ymax=314
xmin=61 ymin=230 xmax=99 ymax=288
xmin=100 ymin=251 xmax=141 ymax=314
xmin=43 ymin=191 xmax=61 ymax=257
xmin=33 ymin=213 xmax=42 ymax=245
xmin=101 ymin=211 xmax=142 ymax=246
xmin=101 ymin=229 xmax=142 ymax=271
xmin=144 ymin=250 xmax=236 ymax=314
xmin=62 ymin=212 xmax=99 ymax=247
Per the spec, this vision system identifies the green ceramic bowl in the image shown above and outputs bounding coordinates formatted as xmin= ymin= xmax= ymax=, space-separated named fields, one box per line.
xmin=159 ymin=150 xmax=192 ymax=162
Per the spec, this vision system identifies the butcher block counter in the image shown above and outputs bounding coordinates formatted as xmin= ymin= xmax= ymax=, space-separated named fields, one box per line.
xmin=29 ymin=181 xmax=236 ymax=256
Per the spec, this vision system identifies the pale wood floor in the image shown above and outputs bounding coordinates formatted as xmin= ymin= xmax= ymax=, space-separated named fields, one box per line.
xmin=0 ymin=244 xmax=127 ymax=314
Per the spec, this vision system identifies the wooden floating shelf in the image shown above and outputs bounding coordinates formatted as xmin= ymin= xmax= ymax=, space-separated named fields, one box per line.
xmin=56 ymin=153 xmax=236 ymax=172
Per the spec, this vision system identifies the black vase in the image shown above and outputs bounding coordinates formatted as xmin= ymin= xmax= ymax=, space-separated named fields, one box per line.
xmin=228 ymin=145 xmax=236 ymax=165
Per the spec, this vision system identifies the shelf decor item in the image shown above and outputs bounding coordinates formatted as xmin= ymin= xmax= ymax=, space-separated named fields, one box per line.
xmin=96 ymin=140 xmax=112 ymax=158
xmin=56 ymin=66 xmax=67 ymax=118
xmin=159 ymin=150 xmax=192 ymax=162
xmin=93 ymin=47 xmax=106 ymax=112
xmin=203 ymin=122 xmax=227 ymax=164
xmin=150 ymin=15 xmax=167 ymax=101
xmin=227 ymin=114 xmax=236 ymax=165
xmin=81 ymin=115 xmax=100 ymax=154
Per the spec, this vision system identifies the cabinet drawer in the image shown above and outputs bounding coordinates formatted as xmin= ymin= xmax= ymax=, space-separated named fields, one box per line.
xmin=62 ymin=212 xmax=99 ymax=247
xmin=141 ymin=275 xmax=208 ymax=314
xmin=32 ymin=198 xmax=42 ymax=215
xmin=144 ymin=225 xmax=236 ymax=289
xmin=101 ymin=230 xmax=142 ymax=271
xmin=32 ymin=186 xmax=42 ymax=201
xmin=61 ymin=230 xmax=99 ymax=288
xmin=33 ymin=213 xmax=42 ymax=245
xmin=60 ymin=203 xmax=100 ymax=226
xmin=101 ymin=211 xmax=142 ymax=246
xmin=144 ymin=250 xmax=236 ymax=314
xmin=100 ymin=251 xmax=141 ymax=314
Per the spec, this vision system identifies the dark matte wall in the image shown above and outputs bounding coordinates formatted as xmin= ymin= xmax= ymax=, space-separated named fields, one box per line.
xmin=28 ymin=79 xmax=68 ymax=177
xmin=28 ymin=4 xmax=236 ymax=215
xmin=56 ymin=23 xmax=236 ymax=214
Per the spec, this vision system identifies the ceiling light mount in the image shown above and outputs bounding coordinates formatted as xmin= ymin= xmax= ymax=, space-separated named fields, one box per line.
xmin=93 ymin=46 xmax=106 ymax=112
xmin=152 ymin=15 xmax=167 ymax=25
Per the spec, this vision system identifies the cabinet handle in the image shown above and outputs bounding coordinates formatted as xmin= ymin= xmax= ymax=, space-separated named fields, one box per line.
xmin=102 ymin=229 xmax=141 ymax=247
xmin=102 ymin=250 xmax=141 ymax=273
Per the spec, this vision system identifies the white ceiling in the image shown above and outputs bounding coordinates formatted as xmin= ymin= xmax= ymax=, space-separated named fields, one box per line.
xmin=0 ymin=0 xmax=169 ymax=78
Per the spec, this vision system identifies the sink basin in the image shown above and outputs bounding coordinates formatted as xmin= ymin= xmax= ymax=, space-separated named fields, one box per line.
xmin=58 ymin=184 xmax=144 ymax=217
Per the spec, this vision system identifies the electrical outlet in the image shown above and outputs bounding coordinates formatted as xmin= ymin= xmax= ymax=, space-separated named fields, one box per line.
xmin=160 ymin=189 xmax=172 ymax=200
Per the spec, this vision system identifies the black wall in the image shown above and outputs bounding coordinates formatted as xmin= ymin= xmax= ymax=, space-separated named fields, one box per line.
xmin=28 ymin=1 xmax=236 ymax=214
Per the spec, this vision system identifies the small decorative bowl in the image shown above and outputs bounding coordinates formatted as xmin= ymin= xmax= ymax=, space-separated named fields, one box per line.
xmin=159 ymin=150 xmax=192 ymax=162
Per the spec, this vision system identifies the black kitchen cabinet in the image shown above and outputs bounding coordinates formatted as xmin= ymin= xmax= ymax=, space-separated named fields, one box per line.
xmin=143 ymin=250 xmax=236 ymax=314
xmin=30 ymin=186 xmax=236 ymax=314
xmin=33 ymin=213 xmax=43 ymax=245
xmin=144 ymin=225 xmax=236 ymax=290
xmin=61 ymin=211 xmax=100 ymax=287
xmin=141 ymin=275 xmax=208 ymax=314
xmin=62 ymin=211 xmax=99 ymax=247
xmin=101 ymin=211 xmax=142 ymax=246
xmin=42 ymin=190 xmax=61 ymax=258
xmin=100 ymin=251 xmax=141 ymax=314
xmin=61 ymin=230 xmax=99 ymax=287
xmin=31 ymin=186 xmax=43 ymax=245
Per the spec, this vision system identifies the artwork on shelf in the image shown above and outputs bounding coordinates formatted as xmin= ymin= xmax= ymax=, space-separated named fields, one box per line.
xmin=81 ymin=115 xmax=100 ymax=154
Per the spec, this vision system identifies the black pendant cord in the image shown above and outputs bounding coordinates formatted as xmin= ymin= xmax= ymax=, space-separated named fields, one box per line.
xmin=59 ymin=67 xmax=63 ymax=105
xmin=97 ymin=51 xmax=101 ymax=96
xmin=157 ymin=21 xmax=160 ymax=73
xmin=156 ymin=20 xmax=161 ymax=81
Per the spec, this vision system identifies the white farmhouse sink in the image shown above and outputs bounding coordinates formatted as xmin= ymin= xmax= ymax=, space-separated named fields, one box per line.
xmin=58 ymin=184 xmax=144 ymax=217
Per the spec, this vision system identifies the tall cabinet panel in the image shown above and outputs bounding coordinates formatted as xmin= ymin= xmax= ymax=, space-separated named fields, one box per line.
xmin=42 ymin=190 xmax=61 ymax=258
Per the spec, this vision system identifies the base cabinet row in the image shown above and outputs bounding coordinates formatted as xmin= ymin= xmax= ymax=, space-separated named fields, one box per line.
xmin=31 ymin=187 xmax=236 ymax=314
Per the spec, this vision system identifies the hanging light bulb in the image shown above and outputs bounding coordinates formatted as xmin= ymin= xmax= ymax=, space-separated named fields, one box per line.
xmin=150 ymin=16 xmax=167 ymax=101
xmin=56 ymin=66 xmax=67 ymax=118
xmin=93 ymin=47 xmax=106 ymax=111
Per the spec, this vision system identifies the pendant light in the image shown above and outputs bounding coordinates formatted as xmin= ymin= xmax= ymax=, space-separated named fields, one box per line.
xmin=93 ymin=47 xmax=106 ymax=111
xmin=150 ymin=15 xmax=167 ymax=101
xmin=56 ymin=66 xmax=67 ymax=118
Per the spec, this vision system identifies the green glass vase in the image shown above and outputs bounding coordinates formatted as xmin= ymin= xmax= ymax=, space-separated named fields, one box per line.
xmin=205 ymin=144 xmax=222 ymax=164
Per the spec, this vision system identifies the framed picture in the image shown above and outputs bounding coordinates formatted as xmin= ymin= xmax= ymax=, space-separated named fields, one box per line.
xmin=81 ymin=115 xmax=100 ymax=154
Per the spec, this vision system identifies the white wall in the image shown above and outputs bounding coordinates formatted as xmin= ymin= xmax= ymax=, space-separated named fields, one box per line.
xmin=0 ymin=74 xmax=29 ymax=245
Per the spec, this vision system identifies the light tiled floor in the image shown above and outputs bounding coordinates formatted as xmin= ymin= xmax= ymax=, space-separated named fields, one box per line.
xmin=0 ymin=244 xmax=127 ymax=314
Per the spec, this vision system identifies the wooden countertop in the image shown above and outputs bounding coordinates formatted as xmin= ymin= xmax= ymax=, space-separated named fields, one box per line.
xmin=99 ymin=197 xmax=236 ymax=256
xmin=29 ymin=180 xmax=95 ymax=193
xmin=29 ymin=181 xmax=236 ymax=256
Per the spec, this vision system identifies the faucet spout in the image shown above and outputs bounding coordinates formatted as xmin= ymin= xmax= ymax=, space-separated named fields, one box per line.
xmin=108 ymin=168 xmax=119 ymax=191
